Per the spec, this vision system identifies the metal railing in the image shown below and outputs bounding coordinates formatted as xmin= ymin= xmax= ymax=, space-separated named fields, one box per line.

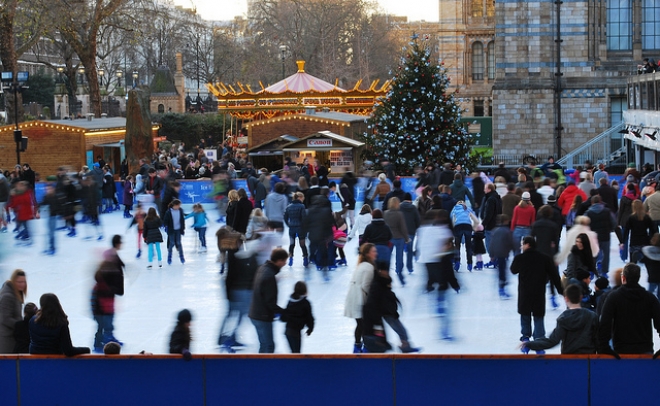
xmin=556 ymin=122 xmax=625 ymax=168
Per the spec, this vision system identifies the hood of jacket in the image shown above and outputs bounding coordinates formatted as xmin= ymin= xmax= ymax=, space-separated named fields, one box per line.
xmin=452 ymin=179 xmax=465 ymax=188
xmin=557 ymin=308 xmax=596 ymax=332
xmin=268 ymin=192 xmax=288 ymax=205
xmin=311 ymin=195 xmax=331 ymax=208
xmin=587 ymin=202 xmax=605 ymax=214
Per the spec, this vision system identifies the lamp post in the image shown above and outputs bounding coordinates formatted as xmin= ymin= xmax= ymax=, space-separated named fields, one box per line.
xmin=115 ymin=69 xmax=123 ymax=88
xmin=1 ymin=71 xmax=29 ymax=165
xmin=132 ymin=70 xmax=138 ymax=88
xmin=98 ymin=68 xmax=105 ymax=115
xmin=279 ymin=45 xmax=287 ymax=80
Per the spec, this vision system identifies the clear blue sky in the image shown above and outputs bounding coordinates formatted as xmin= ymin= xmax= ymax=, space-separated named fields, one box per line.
xmin=174 ymin=0 xmax=439 ymax=22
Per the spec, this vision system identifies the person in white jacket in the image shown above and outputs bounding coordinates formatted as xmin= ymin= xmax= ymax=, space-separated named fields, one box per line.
xmin=344 ymin=243 xmax=376 ymax=353
xmin=348 ymin=204 xmax=373 ymax=243
xmin=555 ymin=215 xmax=599 ymax=265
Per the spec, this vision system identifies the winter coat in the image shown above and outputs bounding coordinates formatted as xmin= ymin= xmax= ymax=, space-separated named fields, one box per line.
xmin=226 ymin=201 xmax=238 ymax=229
xmin=642 ymin=252 xmax=660 ymax=284
xmin=264 ymin=192 xmax=289 ymax=223
xmin=383 ymin=188 xmax=406 ymax=212
xmin=363 ymin=274 xmax=400 ymax=336
xmin=232 ymin=197 xmax=253 ymax=235
xmin=439 ymin=193 xmax=457 ymax=212
xmin=13 ymin=317 xmax=30 ymax=353
xmin=185 ymin=211 xmax=209 ymax=229
xmin=531 ymin=218 xmax=560 ymax=257
xmin=624 ymin=214 xmax=655 ymax=247
xmin=400 ymin=201 xmax=421 ymax=236
xmin=0 ymin=281 xmax=22 ymax=353
xmin=169 ymin=324 xmax=191 ymax=355
xmin=102 ymin=172 xmax=114 ymax=199
xmin=246 ymin=216 xmax=269 ymax=240
xmin=555 ymin=224 xmax=600 ymax=265
xmin=145 ymin=175 xmax=164 ymax=196
xmin=472 ymin=176 xmax=485 ymax=210
xmin=163 ymin=207 xmax=186 ymax=234
xmin=557 ymin=185 xmax=587 ymax=216
xmin=338 ymin=184 xmax=356 ymax=210
xmin=415 ymin=196 xmax=432 ymax=217
xmin=450 ymin=203 xmax=475 ymax=227
xmin=248 ymin=176 xmax=267 ymax=203
xmin=439 ymin=169 xmax=455 ymax=186
xmin=384 ymin=209 xmax=409 ymax=240
xmin=122 ymin=181 xmax=134 ymax=205
xmin=450 ymin=179 xmax=474 ymax=206
xmin=510 ymin=248 xmax=563 ymax=316
xmin=375 ymin=181 xmax=391 ymax=200
xmin=511 ymin=204 xmax=536 ymax=229
xmin=28 ymin=317 xmax=90 ymax=356
xmin=586 ymin=203 xmax=614 ymax=242
xmin=225 ymin=250 xmax=258 ymax=296
xmin=348 ymin=213 xmax=372 ymax=239
xmin=618 ymin=195 xmax=634 ymax=227
xmin=6 ymin=189 xmax=35 ymax=222
xmin=344 ymin=261 xmax=375 ymax=319
xmin=362 ymin=219 xmax=393 ymax=246
xmin=91 ymin=276 xmax=114 ymax=316
xmin=143 ymin=218 xmax=164 ymax=243
xmin=249 ymin=261 xmax=284 ymax=322
xmin=284 ymin=200 xmax=306 ymax=228
xmin=304 ymin=196 xmax=334 ymax=242
xmin=415 ymin=224 xmax=453 ymax=263
xmin=161 ymin=185 xmax=180 ymax=214
xmin=525 ymin=308 xmax=598 ymax=354
xmin=480 ymin=191 xmax=502 ymax=231
xmin=501 ymin=193 xmax=521 ymax=220
xmin=644 ymin=192 xmax=660 ymax=221
xmin=598 ymin=282 xmax=660 ymax=354
xmin=598 ymin=184 xmax=619 ymax=213
xmin=282 ymin=296 xmax=314 ymax=332
xmin=489 ymin=226 xmax=515 ymax=258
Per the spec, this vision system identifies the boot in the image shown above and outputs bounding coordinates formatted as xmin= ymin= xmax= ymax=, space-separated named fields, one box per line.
xmin=520 ymin=337 xmax=530 ymax=354
xmin=550 ymin=295 xmax=559 ymax=309
xmin=158 ymin=261 xmax=163 ymax=268
xmin=180 ymin=254 xmax=185 ymax=264
xmin=475 ymin=261 xmax=483 ymax=271
xmin=499 ymin=288 xmax=511 ymax=300
xmin=400 ymin=342 xmax=420 ymax=353
xmin=453 ymin=259 xmax=460 ymax=272
xmin=353 ymin=343 xmax=362 ymax=354
xmin=303 ymin=257 xmax=309 ymax=267
xmin=397 ymin=272 xmax=405 ymax=286
xmin=136 ymin=249 xmax=142 ymax=258
xmin=467 ymin=263 xmax=473 ymax=272
xmin=289 ymin=256 xmax=294 ymax=267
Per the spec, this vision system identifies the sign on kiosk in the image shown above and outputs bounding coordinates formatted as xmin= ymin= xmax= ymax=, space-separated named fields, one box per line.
xmin=307 ymin=139 xmax=332 ymax=147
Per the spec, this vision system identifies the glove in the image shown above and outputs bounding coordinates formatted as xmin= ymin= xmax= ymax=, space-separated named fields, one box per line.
xmin=454 ymin=288 xmax=460 ymax=294
xmin=182 ymin=349 xmax=192 ymax=361
xmin=653 ymin=349 xmax=660 ymax=360
xmin=599 ymin=347 xmax=621 ymax=359
xmin=306 ymin=329 xmax=313 ymax=336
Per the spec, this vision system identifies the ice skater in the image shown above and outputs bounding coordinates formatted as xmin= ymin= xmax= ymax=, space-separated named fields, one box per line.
xmin=284 ymin=192 xmax=309 ymax=267
xmin=143 ymin=208 xmax=163 ymax=268
xmin=185 ymin=203 xmax=209 ymax=252
xmin=128 ymin=204 xmax=146 ymax=258
xmin=122 ymin=175 xmax=134 ymax=218
xmin=163 ymin=199 xmax=186 ymax=264
xmin=38 ymin=184 xmax=61 ymax=255
xmin=281 ymin=281 xmax=314 ymax=353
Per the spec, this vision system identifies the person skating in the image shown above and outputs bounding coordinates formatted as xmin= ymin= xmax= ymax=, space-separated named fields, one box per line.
xmin=143 ymin=208 xmax=164 ymax=268
xmin=281 ymin=281 xmax=314 ymax=353
xmin=163 ymin=199 xmax=186 ymax=264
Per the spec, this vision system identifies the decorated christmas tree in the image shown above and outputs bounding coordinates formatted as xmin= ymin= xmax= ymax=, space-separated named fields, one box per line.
xmin=362 ymin=35 xmax=476 ymax=175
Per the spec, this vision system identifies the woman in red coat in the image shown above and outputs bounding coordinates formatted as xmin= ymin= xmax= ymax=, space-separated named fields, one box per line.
xmin=557 ymin=181 xmax=587 ymax=217
xmin=6 ymin=181 xmax=37 ymax=243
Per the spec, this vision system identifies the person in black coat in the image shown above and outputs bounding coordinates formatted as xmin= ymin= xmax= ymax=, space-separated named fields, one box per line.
xmin=480 ymin=183 xmax=502 ymax=266
xmin=249 ymin=248 xmax=288 ymax=353
xmin=281 ymin=281 xmax=314 ymax=353
xmin=362 ymin=209 xmax=393 ymax=270
xmin=13 ymin=302 xmax=37 ymax=353
xmin=597 ymin=178 xmax=619 ymax=214
xmin=598 ymin=263 xmax=660 ymax=356
xmin=304 ymin=192 xmax=334 ymax=271
xmin=145 ymin=168 xmax=164 ymax=216
xmin=362 ymin=269 xmax=419 ymax=353
xmin=143 ymin=208 xmax=164 ymax=267
xmin=439 ymin=163 xmax=456 ymax=186
xmin=161 ymin=181 xmax=181 ymax=216
xmin=29 ymin=293 xmax=90 ymax=356
xmin=169 ymin=309 xmax=193 ymax=360
xmin=232 ymin=188 xmax=253 ymax=235
xmin=382 ymin=179 xmax=406 ymax=212
xmin=510 ymin=237 xmax=563 ymax=348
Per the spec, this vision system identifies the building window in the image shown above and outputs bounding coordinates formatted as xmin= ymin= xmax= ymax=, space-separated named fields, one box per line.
xmin=643 ymin=0 xmax=660 ymax=49
xmin=472 ymin=42 xmax=484 ymax=80
xmin=607 ymin=0 xmax=632 ymax=50
xmin=487 ymin=42 xmax=495 ymax=80
xmin=486 ymin=0 xmax=495 ymax=17
xmin=474 ymin=100 xmax=485 ymax=116
xmin=472 ymin=0 xmax=483 ymax=17
xmin=158 ymin=104 xmax=165 ymax=113
xmin=610 ymin=97 xmax=627 ymax=126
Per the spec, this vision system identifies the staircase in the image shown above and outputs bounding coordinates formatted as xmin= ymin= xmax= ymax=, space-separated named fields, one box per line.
xmin=556 ymin=123 xmax=626 ymax=169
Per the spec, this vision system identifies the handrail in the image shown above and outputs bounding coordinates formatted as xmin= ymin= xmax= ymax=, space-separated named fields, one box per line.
xmin=556 ymin=122 xmax=625 ymax=168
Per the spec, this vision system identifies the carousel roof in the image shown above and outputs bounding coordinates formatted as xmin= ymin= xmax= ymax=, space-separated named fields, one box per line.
xmin=264 ymin=61 xmax=346 ymax=93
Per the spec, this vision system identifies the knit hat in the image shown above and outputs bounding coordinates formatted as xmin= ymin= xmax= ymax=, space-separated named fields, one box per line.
xmin=521 ymin=192 xmax=531 ymax=201
xmin=628 ymin=162 xmax=636 ymax=168
xmin=579 ymin=171 xmax=588 ymax=180
xmin=626 ymin=175 xmax=635 ymax=183
xmin=595 ymin=277 xmax=609 ymax=290
xmin=575 ymin=269 xmax=591 ymax=281
xmin=547 ymin=195 xmax=557 ymax=203
xmin=177 ymin=309 xmax=192 ymax=323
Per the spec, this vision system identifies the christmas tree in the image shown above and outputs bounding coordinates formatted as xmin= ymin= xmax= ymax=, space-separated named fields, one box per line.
xmin=362 ymin=34 xmax=475 ymax=175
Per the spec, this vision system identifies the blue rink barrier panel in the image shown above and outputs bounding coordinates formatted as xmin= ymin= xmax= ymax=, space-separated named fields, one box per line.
xmin=32 ymin=175 xmax=625 ymax=206
xmin=1 ymin=355 xmax=657 ymax=405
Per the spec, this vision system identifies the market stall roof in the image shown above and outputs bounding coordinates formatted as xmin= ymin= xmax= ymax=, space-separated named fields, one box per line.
xmin=282 ymin=130 xmax=364 ymax=151
xmin=249 ymin=135 xmax=300 ymax=156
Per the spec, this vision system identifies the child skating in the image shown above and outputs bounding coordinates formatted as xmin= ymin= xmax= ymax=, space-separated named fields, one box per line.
xmin=185 ymin=203 xmax=209 ymax=253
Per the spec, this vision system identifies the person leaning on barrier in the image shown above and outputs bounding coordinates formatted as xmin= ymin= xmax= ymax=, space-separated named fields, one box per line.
xmin=597 ymin=263 xmax=660 ymax=358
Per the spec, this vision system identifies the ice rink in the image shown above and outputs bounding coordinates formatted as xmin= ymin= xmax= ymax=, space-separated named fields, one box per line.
xmin=1 ymin=206 xmax=656 ymax=355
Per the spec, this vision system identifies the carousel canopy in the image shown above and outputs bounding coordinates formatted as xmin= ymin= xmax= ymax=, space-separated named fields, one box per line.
xmin=264 ymin=61 xmax=345 ymax=93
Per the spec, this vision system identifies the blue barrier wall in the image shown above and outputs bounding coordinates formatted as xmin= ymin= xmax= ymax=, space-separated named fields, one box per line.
xmin=1 ymin=355 xmax=658 ymax=405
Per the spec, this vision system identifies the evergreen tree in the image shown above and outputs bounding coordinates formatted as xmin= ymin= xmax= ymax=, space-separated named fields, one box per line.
xmin=362 ymin=35 xmax=475 ymax=175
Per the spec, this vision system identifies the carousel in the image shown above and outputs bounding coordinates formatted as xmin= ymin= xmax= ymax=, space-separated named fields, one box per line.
xmin=207 ymin=60 xmax=390 ymax=122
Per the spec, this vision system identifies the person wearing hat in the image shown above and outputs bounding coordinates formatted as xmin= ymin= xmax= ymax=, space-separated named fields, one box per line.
xmin=521 ymin=284 xmax=598 ymax=354
xmin=578 ymin=172 xmax=596 ymax=196
xmin=493 ymin=162 xmax=511 ymax=184
xmin=510 ymin=192 xmax=536 ymax=256
xmin=169 ymin=309 xmax=193 ymax=360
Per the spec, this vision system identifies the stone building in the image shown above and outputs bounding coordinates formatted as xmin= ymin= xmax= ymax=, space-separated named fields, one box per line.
xmin=149 ymin=53 xmax=186 ymax=114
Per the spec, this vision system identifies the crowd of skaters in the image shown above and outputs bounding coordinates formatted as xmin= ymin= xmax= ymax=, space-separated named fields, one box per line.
xmin=2 ymin=144 xmax=660 ymax=356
